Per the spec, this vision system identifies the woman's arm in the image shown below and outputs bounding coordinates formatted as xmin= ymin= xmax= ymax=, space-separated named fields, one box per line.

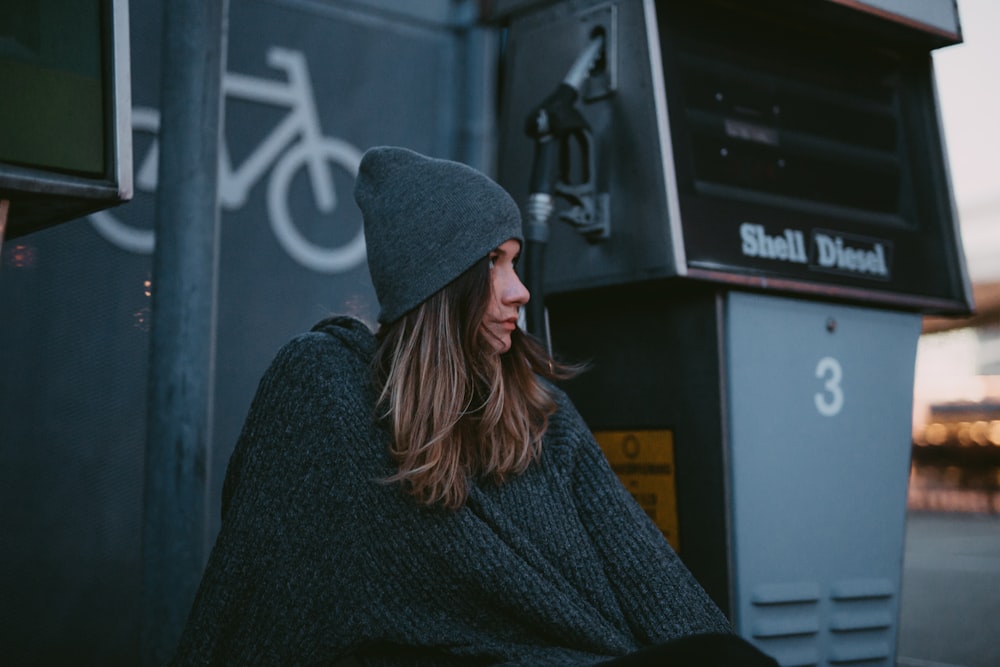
xmin=170 ymin=329 xmax=376 ymax=665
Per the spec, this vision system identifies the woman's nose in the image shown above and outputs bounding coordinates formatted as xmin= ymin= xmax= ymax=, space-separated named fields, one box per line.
xmin=505 ymin=270 xmax=530 ymax=306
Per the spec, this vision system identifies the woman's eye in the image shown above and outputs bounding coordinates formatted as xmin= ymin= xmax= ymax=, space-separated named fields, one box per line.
xmin=488 ymin=255 xmax=498 ymax=269
xmin=512 ymin=255 xmax=521 ymax=269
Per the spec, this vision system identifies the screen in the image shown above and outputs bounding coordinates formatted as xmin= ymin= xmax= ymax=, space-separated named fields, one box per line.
xmin=660 ymin=1 xmax=912 ymax=229
xmin=0 ymin=0 xmax=106 ymax=177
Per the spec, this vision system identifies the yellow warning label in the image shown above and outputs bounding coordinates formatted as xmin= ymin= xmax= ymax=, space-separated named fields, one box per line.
xmin=594 ymin=429 xmax=680 ymax=551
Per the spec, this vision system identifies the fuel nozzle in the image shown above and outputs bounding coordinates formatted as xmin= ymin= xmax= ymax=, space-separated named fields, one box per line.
xmin=524 ymin=33 xmax=604 ymax=196
xmin=522 ymin=34 xmax=607 ymax=348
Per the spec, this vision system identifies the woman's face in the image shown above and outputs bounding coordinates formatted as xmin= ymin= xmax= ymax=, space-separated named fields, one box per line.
xmin=482 ymin=239 xmax=530 ymax=354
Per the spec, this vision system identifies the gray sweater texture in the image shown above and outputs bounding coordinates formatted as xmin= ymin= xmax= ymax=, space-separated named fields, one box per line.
xmin=170 ymin=316 xmax=731 ymax=666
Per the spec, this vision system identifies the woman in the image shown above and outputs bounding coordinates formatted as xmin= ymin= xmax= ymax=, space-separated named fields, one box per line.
xmin=170 ymin=147 xmax=775 ymax=666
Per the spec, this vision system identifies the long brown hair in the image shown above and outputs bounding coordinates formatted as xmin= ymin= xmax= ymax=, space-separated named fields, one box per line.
xmin=372 ymin=256 xmax=576 ymax=509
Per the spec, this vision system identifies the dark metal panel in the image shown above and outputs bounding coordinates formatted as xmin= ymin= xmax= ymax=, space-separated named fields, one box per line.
xmin=0 ymin=0 xmax=488 ymax=662
xmin=547 ymin=283 xmax=735 ymax=617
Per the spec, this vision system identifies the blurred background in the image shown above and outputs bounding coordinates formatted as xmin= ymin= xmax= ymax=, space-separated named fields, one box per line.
xmin=900 ymin=2 xmax=1000 ymax=665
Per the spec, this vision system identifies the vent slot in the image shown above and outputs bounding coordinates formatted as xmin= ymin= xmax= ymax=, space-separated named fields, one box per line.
xmin=829 ymin=578 xmax=896 ymax=666
xmin=750 ymin=582 xmax=821 ymax=666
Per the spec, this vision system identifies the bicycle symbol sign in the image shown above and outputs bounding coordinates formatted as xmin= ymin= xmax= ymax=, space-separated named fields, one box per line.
xmin=90 ymin=47 xmax=367 ymax=274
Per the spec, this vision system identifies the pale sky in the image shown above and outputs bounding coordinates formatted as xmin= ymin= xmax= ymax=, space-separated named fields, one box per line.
xmin=914 ymin=0 xmax=999 ymax=420
xmin=933 ymin=0 xmax=1000 ymax=281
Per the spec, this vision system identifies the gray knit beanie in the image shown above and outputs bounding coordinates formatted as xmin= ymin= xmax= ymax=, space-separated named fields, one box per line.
xmin=354 ymin=146 xmax=524 ymax=325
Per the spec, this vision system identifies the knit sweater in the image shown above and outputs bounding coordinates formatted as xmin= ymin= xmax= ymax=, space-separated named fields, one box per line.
xmin=170 ymin=316 xmax=731 ymax=666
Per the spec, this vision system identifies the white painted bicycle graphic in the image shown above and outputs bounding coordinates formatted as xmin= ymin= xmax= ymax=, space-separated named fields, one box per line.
xmin=90 ymin=47 xmax=366 ymax=273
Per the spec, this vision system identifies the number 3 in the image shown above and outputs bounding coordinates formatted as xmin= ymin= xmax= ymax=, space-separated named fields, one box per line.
xmin=814 ymin=356 xmax=844 ymax=417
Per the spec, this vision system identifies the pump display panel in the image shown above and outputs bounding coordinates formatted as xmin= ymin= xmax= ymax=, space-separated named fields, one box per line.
xmin=659 ymin=1 xmax=970 ymax=313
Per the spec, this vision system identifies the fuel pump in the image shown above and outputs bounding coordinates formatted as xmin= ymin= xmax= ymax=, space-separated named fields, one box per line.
xmin=521 ymin=34 xmax=608 ymax=349
xmin=491 ymin=1 xmax=972 ymax=665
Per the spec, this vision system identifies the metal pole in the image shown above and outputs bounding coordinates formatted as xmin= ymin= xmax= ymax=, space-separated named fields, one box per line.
xmin=455 ymin=22 xmax=497 ymax=171
xmin=140 ymin=0 xmax=228 ymax=664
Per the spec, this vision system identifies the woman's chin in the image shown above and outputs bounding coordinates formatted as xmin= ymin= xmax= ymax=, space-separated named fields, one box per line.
xmin=487 ymin=334 xmax=511 ymax=354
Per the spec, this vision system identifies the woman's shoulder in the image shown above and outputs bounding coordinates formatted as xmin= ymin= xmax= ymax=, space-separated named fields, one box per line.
xmin=309 ymin=314 xmax=377 ymax=347
xmin=539 ymin=381 xmax=596 ymax=462
xmin=546 ymin=381 xmax=587 ymax=429
xmin=252 ymin=315 xmax=377 ymax=406
xmin=306 ymin=314 xmax=377 ymax=359
xmin=221 ymin=317 xmax=386 ymax=519
xmin=271 ymin=315 xmax=375 ymax=368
